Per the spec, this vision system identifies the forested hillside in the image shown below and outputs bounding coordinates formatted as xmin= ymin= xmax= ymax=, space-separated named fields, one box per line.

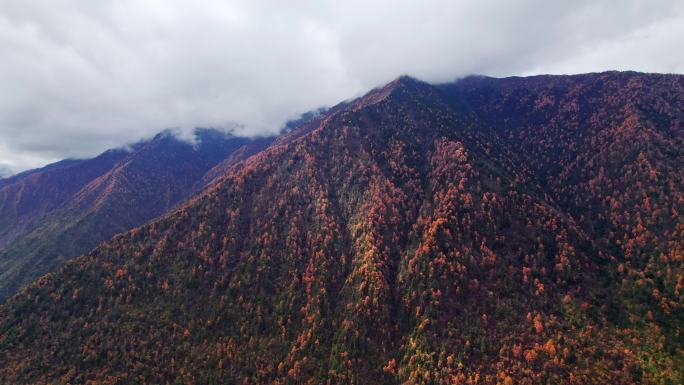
xmin=0 ymin=72 xmax=681 ymax=384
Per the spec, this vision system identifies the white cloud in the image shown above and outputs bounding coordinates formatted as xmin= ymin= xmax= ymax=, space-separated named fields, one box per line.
xmin=1 ymin=0 xmax=683 ymax=175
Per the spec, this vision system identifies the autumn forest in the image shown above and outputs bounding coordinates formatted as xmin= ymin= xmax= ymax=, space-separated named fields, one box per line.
xmin=0 ymin=72 xmax=682 ymax=384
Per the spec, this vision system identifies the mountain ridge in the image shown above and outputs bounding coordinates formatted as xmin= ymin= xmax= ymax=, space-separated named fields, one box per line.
xmin=0 ymin=71 xmax=682 ymax=384
xmin=0 ymin=129 xmax=276 ymax=300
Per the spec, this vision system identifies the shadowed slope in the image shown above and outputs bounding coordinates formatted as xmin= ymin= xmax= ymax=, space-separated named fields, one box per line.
xmin=0 ymin=130 xmax=274 ymax=300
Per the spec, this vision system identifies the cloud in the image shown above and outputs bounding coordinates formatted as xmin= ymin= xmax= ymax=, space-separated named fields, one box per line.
xmin=0 ymin=164 xmax=12 ymax=178
xmin=1 ymin=0 xmax=683 ymax=174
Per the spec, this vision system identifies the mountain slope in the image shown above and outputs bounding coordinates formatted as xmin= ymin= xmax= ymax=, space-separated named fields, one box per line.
xmin=0 ymin=73 xmax=682 ymax=384
xmin=0 ymin=129 xmax=275 ymax=301
xmin=441 ymin=72 xmax=684 ymax=346
xmin=0 ymin=152 xmax=127 ymax=249
xmin=0 ymin=159 xmax=90 ymax=190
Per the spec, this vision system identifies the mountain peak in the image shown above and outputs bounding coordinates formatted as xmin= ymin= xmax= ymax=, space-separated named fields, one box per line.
xmin=351 ymin=74 xmax=435 ymax=110
xmin=382 ymin=74 xmax=432 ymax=94
xmin=389 ymin=74 xmax=420 ymax=86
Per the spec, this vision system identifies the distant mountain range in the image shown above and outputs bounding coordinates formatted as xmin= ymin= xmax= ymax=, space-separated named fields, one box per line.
xmin=0 ymin=72 xmax=682 ymax=384
xmin=0 ymin=129 xmax=275 ymax=300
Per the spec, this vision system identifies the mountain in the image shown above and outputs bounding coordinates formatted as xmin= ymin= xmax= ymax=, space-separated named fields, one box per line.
xmin=0 ymin=72 xmax=682 ymax=384
xmin=0 ymin=153 xmax=127 ymax=249
xmin=0 ymin=129 xmax=275 ymax=300
xmin=196 ymin=136 xmax=275 ymax=188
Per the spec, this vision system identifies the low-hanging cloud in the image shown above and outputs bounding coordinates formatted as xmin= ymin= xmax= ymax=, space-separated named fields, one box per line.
xmin=1 ymin=0 xmax=683 ymax=174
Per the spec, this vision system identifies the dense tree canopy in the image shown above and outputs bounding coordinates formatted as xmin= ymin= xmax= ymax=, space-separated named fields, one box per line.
xmin=0 ymin=72 xmax=682 ymax=384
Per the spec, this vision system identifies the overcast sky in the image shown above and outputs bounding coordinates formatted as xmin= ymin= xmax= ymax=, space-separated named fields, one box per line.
xmin=1 ymin=0 xmax=683 ymax=176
